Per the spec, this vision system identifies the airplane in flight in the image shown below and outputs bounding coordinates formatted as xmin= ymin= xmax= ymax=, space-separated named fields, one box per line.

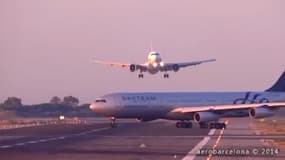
xmin=90 ymin=70 xmax=285 ymax=129
xmin=92 ymin=50 xmax=216 ymax=78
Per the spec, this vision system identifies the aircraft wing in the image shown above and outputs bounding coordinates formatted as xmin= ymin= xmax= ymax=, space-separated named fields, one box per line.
xmin=171 ymin=102 xmax=285 ymax=113
xmin=163 ymin=59 xmax=216 ymax=71
xmin=91 ymin=60 xmax=131 ymax=68
xmin=91 ymin=60 xmax=147 ymax=71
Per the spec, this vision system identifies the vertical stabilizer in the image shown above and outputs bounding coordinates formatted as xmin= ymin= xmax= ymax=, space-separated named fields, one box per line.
xmin=150 ymin=41 xmax=154 ymax=52
xmin=266 ymin=70 xmax=285 ymax=92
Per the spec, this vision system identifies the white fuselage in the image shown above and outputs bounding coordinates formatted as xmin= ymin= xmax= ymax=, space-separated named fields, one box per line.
xmin=146 ymin=52 xmax=163 ymax=74
xmin=90 ymin=92 xmax=285 ymax=120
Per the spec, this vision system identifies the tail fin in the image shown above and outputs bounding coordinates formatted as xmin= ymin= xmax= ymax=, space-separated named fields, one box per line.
xmin=150 ymin=41 xmax=154 ymax=52
xmin=266 ymin=70 xmax=285 ymax=92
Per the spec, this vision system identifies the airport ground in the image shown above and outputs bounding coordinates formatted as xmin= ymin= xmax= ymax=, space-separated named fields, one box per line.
xmin=0 ymin=117 xmax=284 ymax=160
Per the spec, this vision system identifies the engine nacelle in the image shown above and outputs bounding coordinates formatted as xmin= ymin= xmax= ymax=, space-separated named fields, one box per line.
xmin=249 ymin=107 xmax=274 ymax=119
xmin=194 ymin=112 xmax=220 ymax=123
xmin=172 ymin=64 xmax=179 ymax=72
xmin=130 ymin=64 xmax=136 ymax=72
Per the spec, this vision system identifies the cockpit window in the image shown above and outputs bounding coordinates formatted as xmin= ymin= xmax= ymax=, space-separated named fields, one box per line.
xmin=95 ymin=99 xmax=106 ymax=103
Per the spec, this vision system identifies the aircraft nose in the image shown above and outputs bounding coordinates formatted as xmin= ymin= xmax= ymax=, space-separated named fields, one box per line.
xmin=89 ymin=103 xmax=97 ymax=111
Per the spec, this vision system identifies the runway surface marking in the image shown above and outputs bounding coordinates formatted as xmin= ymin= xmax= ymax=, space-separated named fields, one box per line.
xmin=0 ymin=127 xmax=109 ymax=149
xmin=206 ymin=120 xmax=229 ymax=160
xmin=182 ymin=128 xmax=216 ymax=160
xmin=0 ymin=145 xmax=13 ymax=149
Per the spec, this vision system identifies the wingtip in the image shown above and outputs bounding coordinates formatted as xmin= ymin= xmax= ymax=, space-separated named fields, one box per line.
xmin=89 ymin=59 xmax=103 ymax=64
xmin=89 ymin=59 xmax=97 ymax=63
xmin=206 ymin=59 xmax=216 ymax=62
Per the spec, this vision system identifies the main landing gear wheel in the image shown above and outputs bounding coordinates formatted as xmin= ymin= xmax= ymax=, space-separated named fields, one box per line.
xmin=209 ymin=122 xmax=226 ymax=129
xmin=176 ymin=121 xmax=192 ymax=128
xmin=110 ymin=117 xmax=117 ymax=128
xmin=199 ymin=122 xmax=226 ymax=129
xmin=163 ymin=73 xmax=169 ymax=78
xmin=138 ymin=73 xmax=144 ymax=78
xmin=199 ymin=122 xmax=209 ymax=129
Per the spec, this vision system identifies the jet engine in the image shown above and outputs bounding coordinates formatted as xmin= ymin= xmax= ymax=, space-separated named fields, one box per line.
xmin=249 ymin=107 xmax=275 ymax=119
xmin=130 ymin=64 xmax=136 ymax=72
xmin=173 ymin=64 xmax=179 ymax=72
xmin=194 ymin=112 xmax=220 ymax=123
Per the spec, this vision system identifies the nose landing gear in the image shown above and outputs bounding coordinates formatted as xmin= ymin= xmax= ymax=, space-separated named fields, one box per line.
xmin=110 ymin=117 xmax=117 ymax=128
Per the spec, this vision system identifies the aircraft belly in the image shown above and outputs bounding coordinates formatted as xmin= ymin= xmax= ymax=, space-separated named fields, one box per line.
xmin=116 ymin=104 xmax=169 ymax=118
xmin=164 ymin=110 xmax=195 ymax=120
xmin=147 ymin=68 xmax=159 ymax=74
xmin=222 ymin=109 xmax=249 ymax=117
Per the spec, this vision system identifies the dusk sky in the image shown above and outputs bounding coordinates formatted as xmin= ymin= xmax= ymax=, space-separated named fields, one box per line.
xmin=1 ymin=0 xmax=285 ymax=104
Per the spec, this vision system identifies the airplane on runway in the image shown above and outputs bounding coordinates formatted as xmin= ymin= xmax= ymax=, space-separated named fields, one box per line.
xmin=92 ymin=50 xmax=215 ymax=78
xmin=90 ymin=70 xmax=285 ymax=129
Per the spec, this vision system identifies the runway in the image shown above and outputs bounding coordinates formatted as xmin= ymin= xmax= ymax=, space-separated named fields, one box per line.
xmin=0 ymin=118 xmax=284 ymax=160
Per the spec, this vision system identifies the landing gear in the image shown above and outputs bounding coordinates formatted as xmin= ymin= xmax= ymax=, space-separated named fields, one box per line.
xmin=209 ymin=122 xmax=226 ymax=129
xmin=163 ymin=73 xmax=169 ymax=78
xmin=110 ymin=117 xmax=117 ymax=128
xmin=138 ymin=73 xmax=144 ymax=78
xmin=199 ymin=122 xmax=226 ymax=129
xmin=176 ymin=121 xmax=193 ymax=128
xmin=199 ymin=122 xmax=209 ymax=129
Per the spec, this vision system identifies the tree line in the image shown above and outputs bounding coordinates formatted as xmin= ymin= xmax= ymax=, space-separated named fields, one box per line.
xmin=0 ymin=96 xmax=98 ymax=117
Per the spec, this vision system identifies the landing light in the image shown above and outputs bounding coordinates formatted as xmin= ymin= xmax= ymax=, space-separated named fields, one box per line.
xmin=159 ymin=62 xmax=164 ymax=67
xmin=59 ymin=115 xmax=65 ymax=121
xmin=153 ymin=62 xmax=158 ymax=68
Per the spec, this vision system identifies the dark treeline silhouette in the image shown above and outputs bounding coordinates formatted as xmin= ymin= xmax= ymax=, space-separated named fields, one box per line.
xmin=0 ymin=96 xmax=99 ymax=117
